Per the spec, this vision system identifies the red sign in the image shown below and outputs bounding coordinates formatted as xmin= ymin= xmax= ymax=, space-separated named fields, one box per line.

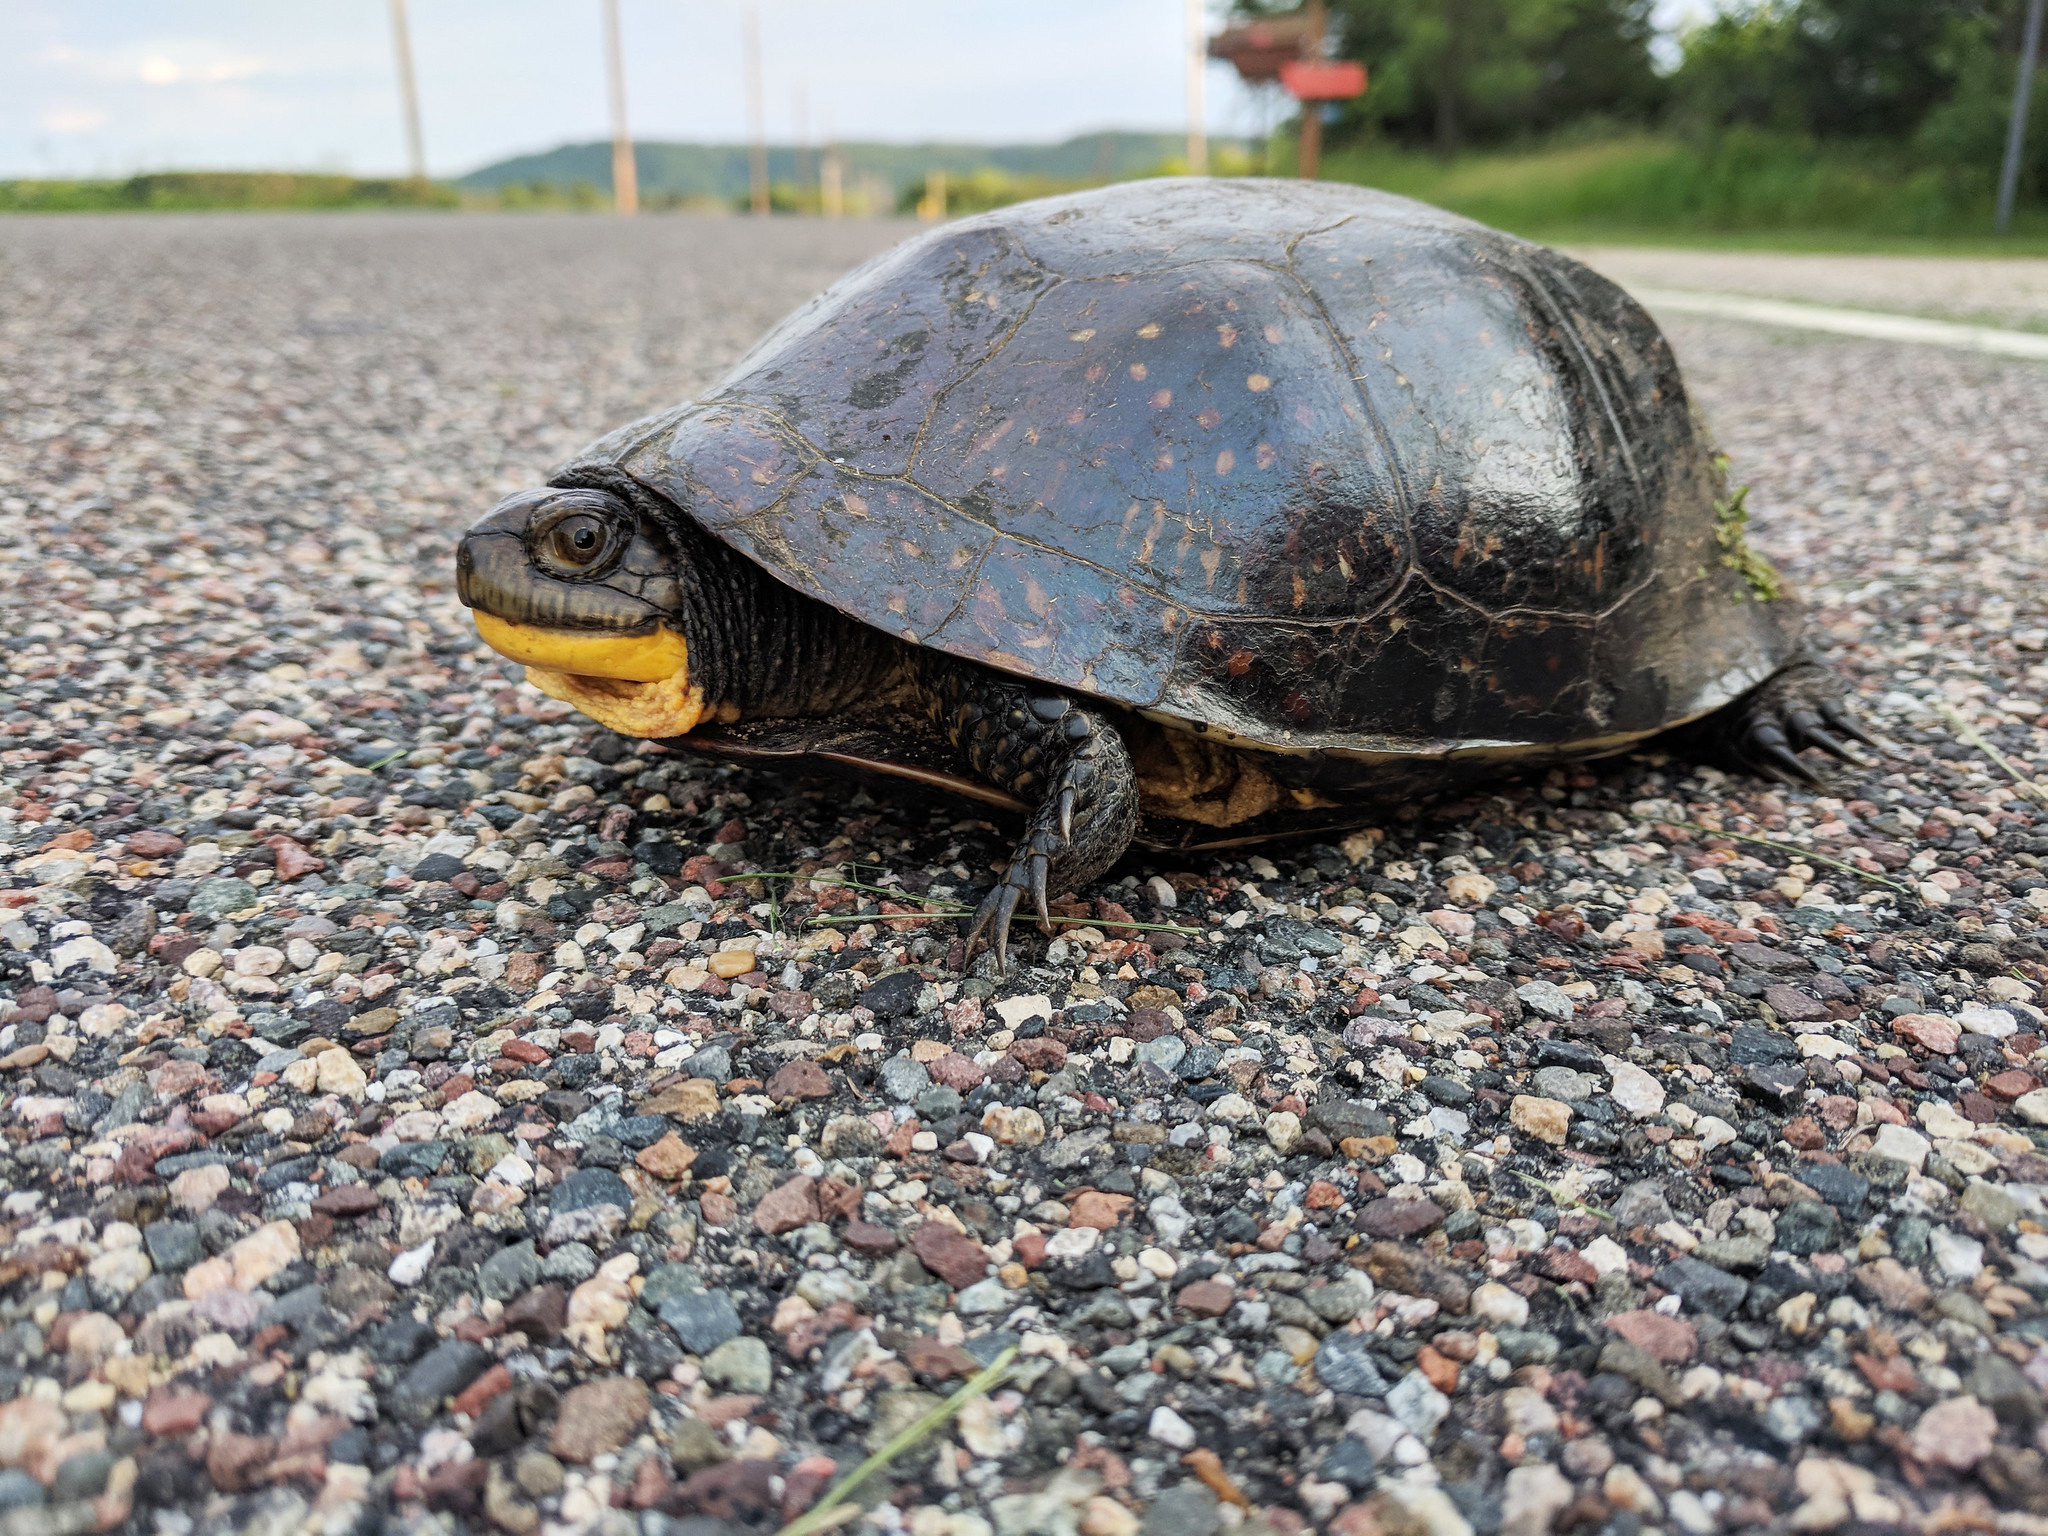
xmin=1280 ymin=60 xmax=1367 ymax=100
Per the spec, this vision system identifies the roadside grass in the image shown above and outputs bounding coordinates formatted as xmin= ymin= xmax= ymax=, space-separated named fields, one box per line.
xmin=0 ymin=172 xmax=456 ymax=212
xmin=7 ymin=135 xmax=2047 ymax=260
xmin=1312 ymin=132 xmax=2048 ymax=255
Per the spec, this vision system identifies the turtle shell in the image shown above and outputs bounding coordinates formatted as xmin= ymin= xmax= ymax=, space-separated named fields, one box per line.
xmin=577 ymin=179 xmax=1803 ymax=758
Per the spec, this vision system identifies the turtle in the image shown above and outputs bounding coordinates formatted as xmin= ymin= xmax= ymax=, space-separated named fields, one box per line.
xmin=456 ymin=179 xmax=1871 ymax=964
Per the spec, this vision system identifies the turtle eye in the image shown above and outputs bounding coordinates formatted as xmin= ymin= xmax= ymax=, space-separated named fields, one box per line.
xmin=529 ymin=496 xmax=628 ymax=580
xmin=551 ymin=515 xmax=606 ymax=565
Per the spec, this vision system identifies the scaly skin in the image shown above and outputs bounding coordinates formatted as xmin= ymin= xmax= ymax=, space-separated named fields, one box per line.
xmin=916 ymin=655 xmax=1139 ymax=969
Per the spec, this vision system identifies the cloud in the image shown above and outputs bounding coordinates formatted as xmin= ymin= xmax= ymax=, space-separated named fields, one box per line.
xmin=135 ymin=50 xmax=264 ymax=86
xmin=40 ymin=107 xmax=108 ymax=134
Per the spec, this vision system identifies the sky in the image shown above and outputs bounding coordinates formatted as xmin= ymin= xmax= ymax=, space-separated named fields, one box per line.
xmin=2 ymin=0 xmax=1734 ymax=181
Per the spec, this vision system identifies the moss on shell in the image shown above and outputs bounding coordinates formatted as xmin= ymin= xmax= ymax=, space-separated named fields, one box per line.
xmin=1711 ymin=462 xmax=1783 ymax=603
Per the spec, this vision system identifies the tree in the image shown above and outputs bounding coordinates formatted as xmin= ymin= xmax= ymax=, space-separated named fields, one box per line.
xmin=1667 ymin=0 xmax=2039 ymax=147
xmin=1322 ymin=0 xmax=1663 ymax=151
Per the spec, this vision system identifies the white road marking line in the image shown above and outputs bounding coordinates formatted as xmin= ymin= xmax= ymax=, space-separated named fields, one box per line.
xmin=1629 ymin=286 xmax=2048 ymax=362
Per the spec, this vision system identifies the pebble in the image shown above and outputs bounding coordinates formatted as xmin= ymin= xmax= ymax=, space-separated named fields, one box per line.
xmin=661 ymin=1290 xmax=743 ymax=1355
xmin=1910 ymin=1397 xmax=2000 ymax=1470
xmin=1508 ymin=1095 xmax=1572 ymax=1145
xmin=4 ymin=216 xmax=2047 ymax=1536
xmin=548 ymin=1377 xmax=648 ymax=1463
xmin=1147 ymin=1406 xmax=1197 ymax=1450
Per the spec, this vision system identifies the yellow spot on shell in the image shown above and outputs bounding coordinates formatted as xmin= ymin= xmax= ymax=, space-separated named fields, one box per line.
xmin=1264 ymin=324 xmax=1283 ymax=344
xmin=1215 ymin=448 xmax=1235 ymax=475
xmin=843 ymin=494 xmax=868 ymax=516
xmin=1150 ymin=389 xmax=1172 ymax=410
xmin=1246 ymin=374 xmax=1271 ymax=392
xmin=1136 ymin=322 xmax=1161 ymax=339
xmin=1130 ymin=362 xmax=1148 ymax=382
xmin=1069 ymin=329 xmax=1096 ymax=342
xmin=1139 ymin=504 xmax=1167 ymax=564
xmin=1217 ymin=323 xmax=1238 ymax=348
xmin=1200 ymin=547 xmax=1222 ymax=587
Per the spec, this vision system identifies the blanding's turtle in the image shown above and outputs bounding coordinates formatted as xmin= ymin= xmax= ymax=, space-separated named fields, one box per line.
xmin=457 ymin=180 xmax=1868 ymax=963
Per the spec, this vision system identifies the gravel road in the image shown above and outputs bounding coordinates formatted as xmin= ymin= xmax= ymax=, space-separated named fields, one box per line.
xmin=4 ymin=212 xmax=2048 ymax=1536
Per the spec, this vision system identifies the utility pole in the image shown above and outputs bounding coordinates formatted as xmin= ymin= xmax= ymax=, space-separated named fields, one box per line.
xmin=388 ymin=0 xmax=426 ymax=184
xmin=1998 ymin=0 xmax=2045 ymax=234
xmin=744 ymin=2 xmax=770 ymax=217
xmin=819 ymin=109 xmax=843 ymax=219
xmin=602 ymin=0 xmax=637 ymax=215
xmin=1185 ymin=0 xmax=1208 ymax=174
xmin=793 ymin=82 xmax=810 ymax=210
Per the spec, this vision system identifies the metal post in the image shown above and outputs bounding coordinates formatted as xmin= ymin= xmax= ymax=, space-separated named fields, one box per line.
xmin=744 ymin=3 xmax=770 ymax=217
xmin=388 ymin=0 xmax=426 ymax=184
xmin=1997 ymin=0 xmax=2045 ymax=234
xmin=602 ymin=0 xmax=637 ymax=215
xmin=1185 ymin=0 xmax=1208 ymax=175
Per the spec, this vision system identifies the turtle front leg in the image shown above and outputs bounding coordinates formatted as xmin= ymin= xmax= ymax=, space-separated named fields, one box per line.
xmin=1708 ymin=658 xmax=1877 ymax=787
xmin=918 ymin=659 xmax=1139 ymax=969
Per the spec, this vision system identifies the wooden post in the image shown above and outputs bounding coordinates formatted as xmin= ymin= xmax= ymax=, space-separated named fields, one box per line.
xmin=1298 ymin=0 xmax=1325 ymax=179
xmin=744 ymin=3 xmax=770 ymax=217
xmin=388 ymin=0 xmax=427 ymax=185
xmin=601 ymin=0 xmax=637 ymax=215
xmin=1185 ymin=0 xmax=1208 ymax=174
xmin=820 ymin=111 xmax=843 ymax=219
xmin=793 ymin=83 xmax=810 ymax=210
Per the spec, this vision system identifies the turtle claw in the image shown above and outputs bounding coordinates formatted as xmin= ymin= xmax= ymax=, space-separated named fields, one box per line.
xmin=967 ymin=879 xmax=1026 ymax=974
xmin=967 ymin=827 xmax=1062 ymax=973
xmin=1720 ymin=661 xmax=1880 ymax=788
xmin=1786 ymin=707 xmax=1873 ymax=767
xmin=1820 ymin=698 xmax=1880 ymax=751
xmin=1757 ymin=738 xmax=1826 ymax=787
xmin=932 ymin=665 xmax=1141 ymax=975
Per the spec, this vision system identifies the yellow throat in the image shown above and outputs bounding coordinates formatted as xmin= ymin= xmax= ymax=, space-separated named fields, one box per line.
xmin=470 ymin=612 xmax=733 ymax=737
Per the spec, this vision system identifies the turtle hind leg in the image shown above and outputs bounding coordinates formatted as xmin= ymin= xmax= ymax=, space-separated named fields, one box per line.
xmin=917 ymin=659 xmax=1140 ymax=970
xmin=1706 ymin=659 xmax=1877 ymax=788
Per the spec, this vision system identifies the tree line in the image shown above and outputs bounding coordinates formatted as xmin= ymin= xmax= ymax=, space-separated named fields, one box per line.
xmin=1305 ymin=0 xmax=2043 ymax=195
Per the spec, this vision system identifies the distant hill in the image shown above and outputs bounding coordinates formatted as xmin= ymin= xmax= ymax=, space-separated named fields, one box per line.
xmin=459 ymin=131 xmax=1254 ymax=205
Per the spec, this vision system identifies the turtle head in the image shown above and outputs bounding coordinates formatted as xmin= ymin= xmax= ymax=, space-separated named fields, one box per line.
xmin=458 ymin=485 xmax=730 ymax=737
